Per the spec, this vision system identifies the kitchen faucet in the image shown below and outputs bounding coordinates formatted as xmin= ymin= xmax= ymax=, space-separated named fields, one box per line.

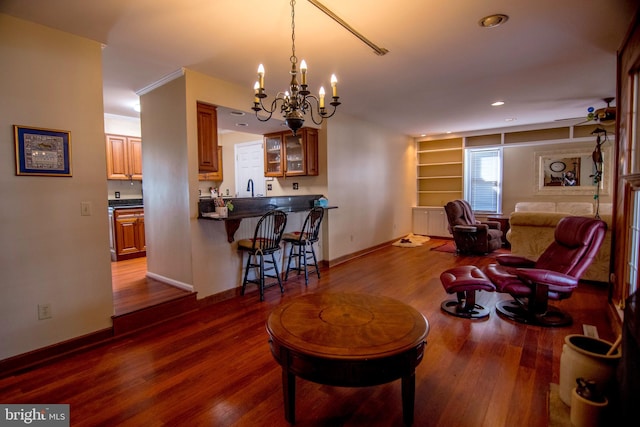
xmin=247 ymin=178 xmax=254 ymax=198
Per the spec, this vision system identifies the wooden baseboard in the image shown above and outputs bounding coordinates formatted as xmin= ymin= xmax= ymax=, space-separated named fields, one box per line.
xmin=328 ymin=238 xmax=396 ymax=267
xmin=197 ymin=287 xmax=240 ymax=308
xmin=0 ymin=328 xmax=113 ymax=379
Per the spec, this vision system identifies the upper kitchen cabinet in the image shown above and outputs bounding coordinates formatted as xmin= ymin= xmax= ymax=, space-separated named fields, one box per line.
xmin=106 ymin=134 xmax=142 ymax=180
xmin=197 ymin=101 xmax=219 ymax=173
xmin=264 ymin=128 xmax=318 ymax=177
xmin=199 ymin=146 xmax=223 ymax=181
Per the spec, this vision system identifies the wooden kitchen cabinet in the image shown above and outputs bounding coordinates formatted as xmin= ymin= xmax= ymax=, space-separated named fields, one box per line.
xmin=197 ymin=101 xmax=219 ymax=173
xmin=111 ymin=208 xmax=146 ymax=261
xmin=106 ymin=134 xmax=142 ymax=180
xmin=199 ymin=147 xmax=223 ymax=181
xmin=263 ymin=128 xmax=318 ymax=177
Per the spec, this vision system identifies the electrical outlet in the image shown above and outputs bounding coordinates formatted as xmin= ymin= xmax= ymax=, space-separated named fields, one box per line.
xmin=267 ymin=183 xmax=272 ymax=191
xmin=80 ymin=201 xmax=92 ymax=216
xmin=115 ymin=191 xmax=121 ymax=199
xmin=38 ymin=303 xmax=52 ymax=320
xmin=583 ymin=324 xmax=599 ymax=338
xmin=293 ymin=182 xmax=299 ymax=190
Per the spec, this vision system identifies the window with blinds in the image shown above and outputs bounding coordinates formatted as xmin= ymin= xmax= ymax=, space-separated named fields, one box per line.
xmin=464 ymin=148 xmax=502 ymax=214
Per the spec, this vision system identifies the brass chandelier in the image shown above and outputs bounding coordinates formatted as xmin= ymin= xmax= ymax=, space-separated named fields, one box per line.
xmin=252 ymin=0 xmax=340 ymax=135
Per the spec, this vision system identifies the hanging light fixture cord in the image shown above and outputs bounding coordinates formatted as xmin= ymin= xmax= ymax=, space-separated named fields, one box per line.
xmin=591 ymin=127 xmax=608 ymax=219
xmin=252 ymin=0 xmax=341 ymax=135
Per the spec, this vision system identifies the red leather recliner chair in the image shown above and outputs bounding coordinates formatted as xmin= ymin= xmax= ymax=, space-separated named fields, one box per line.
xmin=485 ymin=216 xmax=607 ymax=327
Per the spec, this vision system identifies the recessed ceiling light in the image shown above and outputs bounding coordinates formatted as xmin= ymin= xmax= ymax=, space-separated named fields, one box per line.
xmin=235 ymin=123 xmax=248 ymax=127
xmin=479 ymin=14 xmax=509 ymax=28
xmin=133 ymin=103 xmax=141 ymax=112
xmin=230 ymin=111 xmax=245 ymax=117
xmin=491 ymin=101 xmax=505 ymax=107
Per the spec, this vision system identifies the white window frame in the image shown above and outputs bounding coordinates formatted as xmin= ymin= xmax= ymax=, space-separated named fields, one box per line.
xmin=464 ymin=147 xmax=503 ymax=214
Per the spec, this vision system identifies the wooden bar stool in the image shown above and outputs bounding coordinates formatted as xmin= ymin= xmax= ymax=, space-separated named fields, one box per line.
xmin=284 ymin=207 xmax=324 ymax=285
xmin=238 ymin=210 xmax=288 ymax=301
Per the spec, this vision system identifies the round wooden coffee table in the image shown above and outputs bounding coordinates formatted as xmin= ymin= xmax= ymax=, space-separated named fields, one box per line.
xmin=266 ymin=292 xmax=429 ymax=425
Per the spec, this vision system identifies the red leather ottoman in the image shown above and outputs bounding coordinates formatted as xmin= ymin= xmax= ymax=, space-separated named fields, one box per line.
xmin=440 ymin=266 xmax=495 ymax=319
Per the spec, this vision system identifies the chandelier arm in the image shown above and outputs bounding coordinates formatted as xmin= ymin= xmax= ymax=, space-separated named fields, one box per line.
xmin=253 ymin=97 xmax=286 ymax=122
xmin=300 ymin=96 xmax=323 ymax=125
xmin=254 ymin=97 xmax=276 ymax=115
xmin=254 ymin=109 xmax=274 ymax=123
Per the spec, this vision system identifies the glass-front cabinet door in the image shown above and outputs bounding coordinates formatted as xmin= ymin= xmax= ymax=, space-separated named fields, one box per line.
xmin=263 ymin=128 xmax=318 ymax=177
xmin=264 ymin=133 xmax=283 ymax=177
xmin=284 ymin=133 xmax=306 ymax=175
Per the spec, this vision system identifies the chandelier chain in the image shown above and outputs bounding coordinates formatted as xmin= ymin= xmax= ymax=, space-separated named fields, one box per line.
xmin=252 ymin=0 xmax=340 ymax=135
xmin=290 ymin=0 xmax=297 ymax=65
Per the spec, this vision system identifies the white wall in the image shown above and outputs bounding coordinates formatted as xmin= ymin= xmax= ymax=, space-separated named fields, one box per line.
xmin=502 ymin=140 xmax=612 ymax=214
xmin=326 ymin=113 xmax=415 ymax=261
xmin=140 ymin=76 xmax=194 ymax=289
xmin=0 ymin=15 xmax=113 ymax=360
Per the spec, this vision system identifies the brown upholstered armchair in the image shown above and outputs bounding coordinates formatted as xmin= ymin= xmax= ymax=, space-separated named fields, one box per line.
xmin=444 ymin=200 xmax=503 ymax=255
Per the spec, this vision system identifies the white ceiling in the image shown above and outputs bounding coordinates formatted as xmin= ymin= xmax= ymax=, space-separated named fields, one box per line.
xmin=1 ymin=0 xmax=636 ymax=137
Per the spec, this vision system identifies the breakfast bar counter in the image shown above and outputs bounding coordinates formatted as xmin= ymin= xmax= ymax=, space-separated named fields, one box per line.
xmin=198 ymin=195 xmax=333 ymax=242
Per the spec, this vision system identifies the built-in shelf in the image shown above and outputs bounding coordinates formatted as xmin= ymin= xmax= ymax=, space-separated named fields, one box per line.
xmin=416 ymin=138 xmax=463 ymax=207
xmin=414 ymin=122 xmax=616 ymax=208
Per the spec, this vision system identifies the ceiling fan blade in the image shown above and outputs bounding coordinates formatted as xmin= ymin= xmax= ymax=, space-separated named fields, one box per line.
xmin=554 ymin=117 xmax=585 ymax=122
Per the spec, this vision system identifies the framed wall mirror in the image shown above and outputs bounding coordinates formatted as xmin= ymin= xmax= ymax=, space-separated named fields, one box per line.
xmin=534 ymin=146 xmax=613 ymax=195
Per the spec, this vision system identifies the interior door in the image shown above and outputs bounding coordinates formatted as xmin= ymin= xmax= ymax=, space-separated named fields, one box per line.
xmin=235 ymin=141 xmax=266 ymax=198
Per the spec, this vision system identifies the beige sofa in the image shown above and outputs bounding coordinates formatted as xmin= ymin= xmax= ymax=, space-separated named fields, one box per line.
xmin=506 ymin=202 xmax=612 ymax=283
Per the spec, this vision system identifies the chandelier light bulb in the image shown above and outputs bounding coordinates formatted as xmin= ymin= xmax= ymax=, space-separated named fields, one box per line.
xmin=253 ymin=81 xmax=260 ymax=103
xmin=331 ymin=74 xmax=338 ymax=97
xmin=319 ymin=87 xmax=325 ymax=109
xmin=300 ymin=60 xmax=307 ymax=85
xmin=257 ymin=64 xmax=265 ymax=89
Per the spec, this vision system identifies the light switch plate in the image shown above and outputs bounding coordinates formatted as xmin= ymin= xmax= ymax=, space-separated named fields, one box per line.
xmin=80 ymin=201 xmax=92 ymax=216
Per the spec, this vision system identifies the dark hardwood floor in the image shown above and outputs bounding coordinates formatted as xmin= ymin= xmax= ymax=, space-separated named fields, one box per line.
xmin=1 ymin=238 xmax=615 ymax=426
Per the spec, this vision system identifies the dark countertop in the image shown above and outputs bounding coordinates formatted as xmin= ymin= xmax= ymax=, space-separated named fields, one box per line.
xmin=198 ymin=195 xmax=326 ymax=221
xmin=108 ymin=199 xmax=143 ymax=209
xmin=110 ymin=205 xmax=144 ymax=210
xmin=198 ymin=195 xmax=333 ymax=242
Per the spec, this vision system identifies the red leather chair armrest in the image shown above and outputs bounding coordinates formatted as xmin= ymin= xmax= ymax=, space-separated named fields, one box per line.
xmin=514 ymin=268 xmax=579 ymax=292
xmin=495 ymin=254 xmax=536 ymax=267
